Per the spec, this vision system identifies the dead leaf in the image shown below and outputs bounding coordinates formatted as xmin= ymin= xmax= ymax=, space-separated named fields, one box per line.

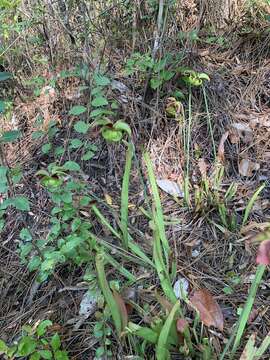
xmin=217 ymin=132 xmax=229 ymax=163
xmin=112 ymin=290 xmax=128 ymax=331
xmin=256 ymin=239 xmax=270 ymax=265
xmin=229 ymin=123 xmax=253 ymax=144
xmin=239 ymin=159 xmax=260 ymax=177
xmin=198 ymin=158 xmax=208 ymax=179
xmin=190 ymin=289 xmax=224 ymax=331
xmin=156 ymin=179 xmax=184 ymax=198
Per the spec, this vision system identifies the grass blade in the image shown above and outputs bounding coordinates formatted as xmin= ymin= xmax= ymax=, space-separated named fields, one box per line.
xmin=127 ymin=322 xmax=158 ymax=344
xmin=255 ymin=331 xmax=270 ymax=358
xmin=230 ymin=264 xmax=266 ymax=358
xmin=156 ymin=301 xmax=180 ymax=360
xmin=242 ymin=184 xmax=265 ymax=226
xmin=202 ymin=85 xmax=216 ymax=160
xmin=153 ymin=229 xmax=177 ymax=303
xmin=96 ymin=252 xmax=122 ymax=336
xmin=121 ymin=142 xmax=134 ymax=249
xmin=103 ymin=252 xmax=137 ymax=283
xmin=92 ymin=205 xmax=154 ymax=267
xmin=143 ymin=151 xmax=170 ymax=263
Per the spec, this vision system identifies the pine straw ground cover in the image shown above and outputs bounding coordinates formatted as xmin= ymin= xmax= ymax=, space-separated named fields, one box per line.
xmin=1 ymin=2 xmax=270 ymax=360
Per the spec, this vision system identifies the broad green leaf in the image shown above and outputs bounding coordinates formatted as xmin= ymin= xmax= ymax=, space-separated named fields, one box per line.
xmin=32 ymin=131 xmax=44 ymax=139
xmin=63 ymin=161 xmax=80 ymax=171
xmin=74 ymin=120 xmax=89 ymax=134
xmin=0 ymin=72 xmax=12 ymax=81
xmin=54 ymin=350 xmax=69 ymax=360
xmin=94 ymin=73 xmax=110 ymax=86
xmin=161 ymin=70 xmax=175 ymax=81
xmin=19 ymin=228 xmax=32 ymax=241
xmin=37 ymin=320 xmax=53 ymax=336
xmin=90 ymin=108 xmax=113 ymax=118
xmin=20 ymin=243 xmax=33 ymax=258
xmin=69 ymin=139 xmax=83 ymax=149
xmin=68 ymin=105 xmax=87 ymax=116
xmin=28 ymin=256 xmax=41 ymax=272
xmin=0 ymin=339 xmax=8 ymax=354
xmin=41 ymin=143 xmax=51 ymax=154
xmin=60 ymin=237 xmax=82 ymax=253
xmin=30 ymin=352 xmax=41 ymax=360
xmin=38 ymin=350 xmax=53 ymax=359
xmin=17 ymin=336 xmax=37 ymax=356
xmin=10 ymin=196 xmax=30 ymax=211
xmin=50 ymin=333 xmax=61 ymax=352
xmin=150 ymin=77 xmax=163 ymax=90
xmin=96 ymin=346 xmax=105 ymax=357
xmin=1 ymin=130 xmax=21 ymax=143
xmin=71 ymin=218 xmax=81 ymax=232
xmin=82 ymin=150 xmax=95 ymax=161
xmin=91 ymin=96 xmax=108 ymax=107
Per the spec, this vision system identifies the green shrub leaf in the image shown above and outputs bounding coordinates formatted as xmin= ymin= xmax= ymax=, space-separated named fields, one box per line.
xmin=1 ymin=130 xmax=21 ymax=143
xmin=91 ymin=96 xmax=108 ymax=107
xmin=63 ymin=161 xmax=80 ymax=171
xmin=68 ymin=105 xmax=87 ymax=116
xmin=74 ymin=121 xmax=89 ymax=134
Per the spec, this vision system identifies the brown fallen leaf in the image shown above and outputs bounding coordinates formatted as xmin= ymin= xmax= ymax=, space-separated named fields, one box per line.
xmin=238 ymin=159 xmax=260 ymax=177
xmin=217 ymin=131 xmax=229 ymax=163
xmin=190 ymin=289 xmax=224 ymax=331
xmin=256 ymin=239 xmax=270 ymax=265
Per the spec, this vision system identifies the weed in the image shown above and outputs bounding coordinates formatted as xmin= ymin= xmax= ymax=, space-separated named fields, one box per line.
xmin=0 ymin=320 xmax=68 ymax=360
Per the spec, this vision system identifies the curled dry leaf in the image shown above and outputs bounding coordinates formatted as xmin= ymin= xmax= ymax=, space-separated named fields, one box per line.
xmin=156 ymin=179 xmax=184 ymax=198
xmin=190 ymin=289 xmax=224 ymax=331
xmin=239 ymin=159 xmax=260 ymax=177
xmin=256 ymin=239 xmax=270 ymax=265
xmin=217 ymin=131 xmax=229 ymax=163
xmin=229 ymin=123 xmax=253 ymax=144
